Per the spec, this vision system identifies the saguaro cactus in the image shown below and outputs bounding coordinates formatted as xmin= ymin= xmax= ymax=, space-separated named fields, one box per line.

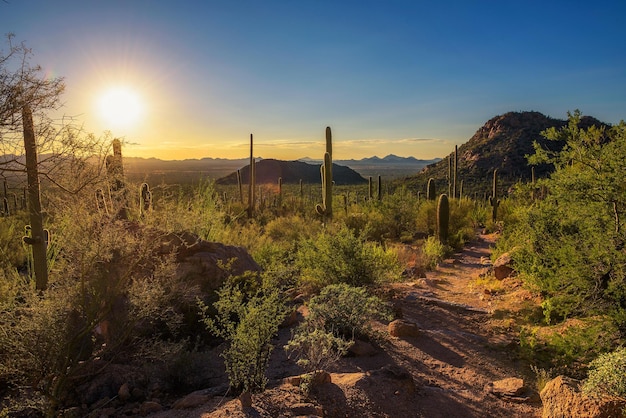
xmin=453 ymin=145 xmax=458 ymax=199
xmin=21 ymin=104 xmax=48 ymax=290
xmin=278 ymin=177 xmax=283 ymax=205
xmin=427 ymin=178 xmax=436 ymax=201
xmin=248 ymin=134 xmax=256 ymax=218
xmin=377 ymin=175 xmax=382 ymax=201
xmin=531 ymin=166 xmax=536 ymax=201
xmin=237 ymin=169 xmax=244 ymax=204
xmin=489 ymin=169 xmax=501 ymax=222
xmin=437 ymin=193 xmax=449 ymax=243
xmin=139 ymin=183 xmax=152 ymax=217
xmin=315 ymin=126 xmax=333 ymax=218
xmin=106 ymin=138 xmax=128 ymax=219
xmin=368 ymin=176 xmax=373 ymax=200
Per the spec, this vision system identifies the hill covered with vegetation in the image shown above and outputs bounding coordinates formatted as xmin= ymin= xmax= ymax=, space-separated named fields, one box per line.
xmin=402 ymin=111 xmax=608 ymax=197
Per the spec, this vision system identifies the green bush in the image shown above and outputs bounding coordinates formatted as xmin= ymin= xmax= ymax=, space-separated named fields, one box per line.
xmin=421 ymin=236 xmax=446 ymax=270
xmin=295 ymin=225 xmax=402 ymax=292
xmin=284 ymin=327 xmax=352 ymax=373
xmin=519 ymin=317 xmax=619 ymax=376
xmin=201 ymin=282 xmax=287 ymax=394
xmin=583 ymin=347 xmax=626 ymax=399
xmin=305 ymin=283 xmax=392 ymax=341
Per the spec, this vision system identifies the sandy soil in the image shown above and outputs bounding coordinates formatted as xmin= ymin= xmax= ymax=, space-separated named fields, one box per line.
xmin=149 ymin=232 xmax=543 ymax=418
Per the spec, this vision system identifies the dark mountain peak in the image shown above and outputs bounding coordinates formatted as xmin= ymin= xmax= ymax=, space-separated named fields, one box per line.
xmin=382 ymin=154 xmax=418 ymax=163
xmin=216 ymin=158 xmax=367 ymax=185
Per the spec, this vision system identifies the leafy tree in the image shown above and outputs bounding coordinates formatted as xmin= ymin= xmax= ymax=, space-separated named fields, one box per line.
xmin=508 ymin=111 xmax=626 ymax=324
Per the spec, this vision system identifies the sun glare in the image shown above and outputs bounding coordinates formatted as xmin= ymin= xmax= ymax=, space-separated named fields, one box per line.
xmin=96 ymin=86 xmax=145 ymax=130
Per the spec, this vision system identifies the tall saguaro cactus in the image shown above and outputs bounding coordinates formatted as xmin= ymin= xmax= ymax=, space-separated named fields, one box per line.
xmin=490 ymin=169 xmax=501 ymax=222
xmin=21 ymin=104 xmax=48 ymax=290
xmin=453 ymin=145 xmax=458 ymax=199
xmin=139 ymin=183 xmax=152 ymax=217
xmin=377 ymin=175 xmax=382 ymax=201
xmin=437 ymin=194 xmax=449 ymax=243
xmin=427 ymin=178 xmax=436 ymax=200
xmin=315 ymin=126 xmax=333 ymax=218
xmin=248 ymin=134 xmax=256 ymax=218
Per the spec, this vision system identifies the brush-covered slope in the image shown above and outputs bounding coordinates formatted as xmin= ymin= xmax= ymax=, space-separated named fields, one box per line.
xmin=216 ymin=158 xmax=367 ymax=185
xmin=402 ymin=111 xmax=607 ymax=195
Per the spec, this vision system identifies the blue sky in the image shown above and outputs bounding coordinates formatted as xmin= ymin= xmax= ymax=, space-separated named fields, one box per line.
xmin=2 ymin=0 xmax=625 ymax=160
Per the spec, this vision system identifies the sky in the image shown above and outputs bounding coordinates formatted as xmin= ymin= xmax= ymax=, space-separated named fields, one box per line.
xmin=1 ymin=0 xmax=625 ymax=161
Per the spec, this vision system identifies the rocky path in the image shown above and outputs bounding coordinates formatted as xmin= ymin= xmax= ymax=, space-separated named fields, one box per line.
xmin=151 ymin=232 xmax=542 ymax=417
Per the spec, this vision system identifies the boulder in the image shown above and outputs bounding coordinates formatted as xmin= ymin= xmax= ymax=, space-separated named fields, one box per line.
xmin=493 ymin=252 xmax=514 ymax=280
xmin=361 ymin=364 xmax=416 ymax=394
xmin=388 ymin=319 xmax=420 ymax=338
xmin=540 ymin=375 xmax=626 ymax=418
xmin=159 ymin=231 xmax=261 ymax=292
xmin=139 ymin=401 xmax=162 ymax=416
xmin=347 ymin=339 xmax=378 ymax=357
xmin=485 ymin=377 xmax=533 ymax=402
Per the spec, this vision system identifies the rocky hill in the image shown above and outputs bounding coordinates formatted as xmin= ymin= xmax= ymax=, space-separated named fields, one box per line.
xmin=401 ymin=111 xmax=607 ymax=197
xmin=216 ymin=158 xmax=367 ymax=185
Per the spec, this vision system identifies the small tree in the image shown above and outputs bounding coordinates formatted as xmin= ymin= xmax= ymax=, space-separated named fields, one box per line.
xmin=201 ymin=281 xmax=287 ymax=394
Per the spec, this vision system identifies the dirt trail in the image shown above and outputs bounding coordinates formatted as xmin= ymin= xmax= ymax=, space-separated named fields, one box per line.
xmin=152 ymin=232 xmax=542 ymax=418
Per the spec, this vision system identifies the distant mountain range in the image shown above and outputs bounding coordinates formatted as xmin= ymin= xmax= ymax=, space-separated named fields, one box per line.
xmin=123 ymin=154 xmax=437 ymax=184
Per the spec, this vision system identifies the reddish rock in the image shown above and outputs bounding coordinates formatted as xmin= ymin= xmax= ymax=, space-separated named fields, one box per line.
xmin=493 ymin=252 xmax=514 ymax=280
xmin=139 ymin=401 xmax=162 ymax=416
xmin=347 ymin=339 xmax=378 ymax=357
xmin=160 ymin=231 xmax=261 ymax=292
xmin=388 ymin=319 xmax=420 ymax=338
xmin=540 ymin=375 xmax=626 ymax=418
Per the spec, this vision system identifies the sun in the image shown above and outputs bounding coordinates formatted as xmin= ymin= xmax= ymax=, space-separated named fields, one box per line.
xmin=96 ymin=86 xmax=145 ymax=130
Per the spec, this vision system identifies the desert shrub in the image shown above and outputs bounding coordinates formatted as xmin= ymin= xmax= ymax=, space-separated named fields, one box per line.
xmin=0 ymin=215 xmax=28 ymax=269
xmin=583 ymin=347 xmax=626 ymax=399
xmin=343 ymin=187 xmax=420 ymax=243
xmin=519 ymin=317 xmax=619 ymax=376
xmin=295 ymin=225 xmax=402 ymax=292
xmin=415 ymin=199 xmax=437 ymax=236
xmin=0 ymin=210 xmax=204 ymax=414
xmin=284 ymin=327 xmax=352 ymax=374
xmin=447 ymin=198 xmax=478 ymax=249
xmin=421 ymin=236 xmax=446 ymax=270
xmin=201 ymin=282 xmax=287 ymax=394
xmin=502 ymin=199 xmax=620 ymax=323
xmin=305 ymin=283 xmax=392 ymax=341
xmin=142 ymin=180 xmax=227 ymax=241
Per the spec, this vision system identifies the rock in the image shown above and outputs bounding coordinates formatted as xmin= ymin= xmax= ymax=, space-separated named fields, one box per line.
xmin=160 ymin=231 xmax=261 ymax=293
xmin=388 ymin=319 xmax=420 ymax=338
xmin=239 ymin=391 xmax=252 ymax=409
xmin=361 ymin=364 xmax=416 ymax=394
xmin=172 ymin=392 xmax=211 ymax=409
xmin=493 ymin=252 xmax=514 ymax=280
xmin=485 ymin=377 xmax=528 ymax=400
xmin=118 ymin=383 xmax=131 ymax=402
xmin=139 ymin=401 xmax=162 ymax=416
xmin=283 ymin=375 xmax=303 ymax=386
xmin=290 ymin=403 xmax=324 ymax=416
xmin=540 ymin=375 xmax=626 ymax=418
xmin=312 ymin=371 xmax=332 ymax=385
xmin=347 ymin=339 xmax=378 ymax=357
